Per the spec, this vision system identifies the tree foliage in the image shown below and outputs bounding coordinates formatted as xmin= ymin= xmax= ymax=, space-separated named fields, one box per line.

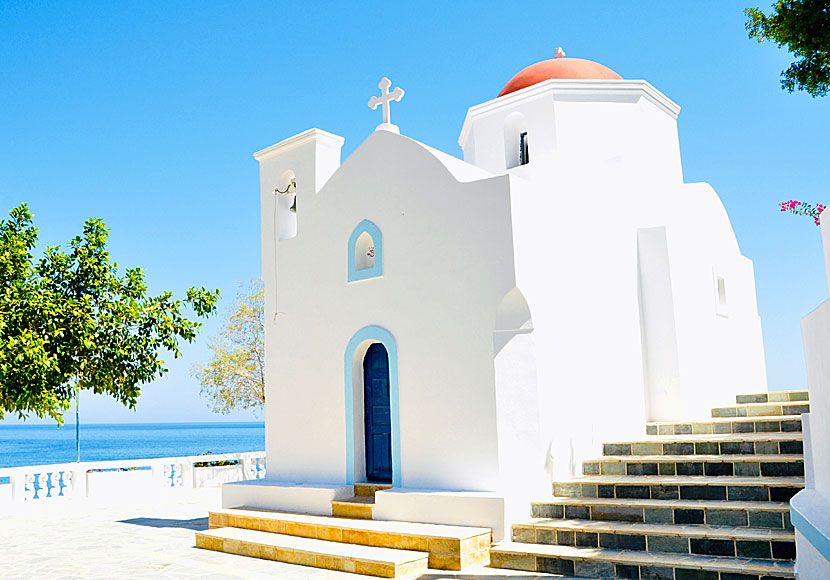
xmin=192 ymin=280 xmax=265 ymax=414
xmin=746 ymin=1 xmax=830 ymax=97
xmin=0 ymin=204 xmax=219 ymax=424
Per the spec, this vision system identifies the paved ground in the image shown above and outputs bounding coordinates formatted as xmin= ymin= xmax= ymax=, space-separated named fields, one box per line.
xmin=0 ymin=488 xmax=561 ymax=579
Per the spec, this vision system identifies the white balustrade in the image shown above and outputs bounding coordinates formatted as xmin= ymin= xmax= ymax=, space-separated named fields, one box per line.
xmin=0 ymin=451 xmax=265 ymax=503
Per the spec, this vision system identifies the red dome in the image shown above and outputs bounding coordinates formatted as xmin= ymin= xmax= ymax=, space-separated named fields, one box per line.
xmin=499 ymin=58 xmax=623 ymax=97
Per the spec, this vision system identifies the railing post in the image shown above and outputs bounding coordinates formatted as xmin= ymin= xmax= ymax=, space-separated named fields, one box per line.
xmin=70 ymin=466 xmax=86 ymax=499
xmin=150 ymin=460 xmax=166 ymax=488
xmin=180 ymin=460 xmax=194 ymax=489
xmin=10 ymin=471 xmax=24 ymax=501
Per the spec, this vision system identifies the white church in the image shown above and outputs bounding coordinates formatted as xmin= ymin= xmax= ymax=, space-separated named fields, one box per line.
xmin=221 ymin=55 xmax=772 ymax=547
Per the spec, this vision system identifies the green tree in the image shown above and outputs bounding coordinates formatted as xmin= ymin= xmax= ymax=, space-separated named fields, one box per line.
xmin=746 ymin=1 xmax=830 ymax=97
xmin=192 ymin=280 xmax=265 ymax=414
xmin=0 ymin=203 xmax=219 ymax=424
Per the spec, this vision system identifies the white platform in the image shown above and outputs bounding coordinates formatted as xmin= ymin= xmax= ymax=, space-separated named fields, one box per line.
xmin=372 ymin=487 xmax=506 ymax=542
xmin=221 ymin=480 xmax=353 ymax=515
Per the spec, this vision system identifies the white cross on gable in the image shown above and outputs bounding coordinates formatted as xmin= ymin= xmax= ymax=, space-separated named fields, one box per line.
xmin=368 ymin=77 xmax=404 ymax=132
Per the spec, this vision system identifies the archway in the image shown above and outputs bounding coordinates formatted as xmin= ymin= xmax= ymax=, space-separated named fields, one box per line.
xmin=344 ymin=326 xmax=401 ymax=486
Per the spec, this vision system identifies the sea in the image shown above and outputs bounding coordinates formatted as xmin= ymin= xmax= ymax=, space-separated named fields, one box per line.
xmin=0 ymin=422 xmax=265 ymax=470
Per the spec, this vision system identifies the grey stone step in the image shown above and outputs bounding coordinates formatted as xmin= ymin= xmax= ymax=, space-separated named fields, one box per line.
xmin=604 ymin=432 xmax=803 ymax=457
xmin=584 ymin=454 xmax=804 ymax=478
xmin=736 ymin=390 xmax=809 ymax=404
xmin=512 ymin=518 xmax=795 ymax=561
xmin=491 ymin=541 xmax=795 ymax=579
xmin=196 ymin=527 xmax=429 ymax=578
xmin=646 ymin=415 xmax=802 ymax=436
xmin=711 ymin=402 xmax=809 ymax=419
xmin=553 ymin=475 xmax=804 ymax=503
xmin=531 ymin=496 xmax=792 ymax=529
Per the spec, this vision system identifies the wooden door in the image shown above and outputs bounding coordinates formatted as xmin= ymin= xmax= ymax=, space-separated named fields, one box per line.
xmin=363 ymin=343 xmax=392 ymax=482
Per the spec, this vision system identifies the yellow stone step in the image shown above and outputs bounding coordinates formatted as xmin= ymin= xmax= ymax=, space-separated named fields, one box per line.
xmin=210 ymin=507 xmax=492 ymax=570
xmin=354 ymin=483 xmax=393 ymax=498
xmin=332 ymin=495 xmax=375 ymax=519
xmin=196 ymin=527 xmax=428 ymax=578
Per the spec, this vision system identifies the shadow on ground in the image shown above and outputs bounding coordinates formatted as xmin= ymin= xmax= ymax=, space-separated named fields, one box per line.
xmin=118 ymin=517 xmax=209 ymax=530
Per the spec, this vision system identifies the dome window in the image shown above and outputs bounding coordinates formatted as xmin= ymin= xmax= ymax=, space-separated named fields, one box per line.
xmin=504 ymin=112 xmax=530 ymax=169
xmin=519 ymin=131 xmax=530 ymax=166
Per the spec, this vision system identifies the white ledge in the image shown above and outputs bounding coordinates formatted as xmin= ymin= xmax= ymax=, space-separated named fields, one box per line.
xmin=791 ymin=489 xmax=830 ymax=564
xmin=459 ymin=79 xmax=681 ymax=148
xmin=254 ymin=128 xmax=345 ymax=161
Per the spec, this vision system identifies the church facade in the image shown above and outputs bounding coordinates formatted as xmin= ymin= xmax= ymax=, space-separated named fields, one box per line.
xmin=225 ymin=57 xmax=769 ymax=538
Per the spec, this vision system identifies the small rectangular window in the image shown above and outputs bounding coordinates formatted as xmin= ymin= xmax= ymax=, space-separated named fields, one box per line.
xmin=519 ymin=132 xmax=530 ymax=166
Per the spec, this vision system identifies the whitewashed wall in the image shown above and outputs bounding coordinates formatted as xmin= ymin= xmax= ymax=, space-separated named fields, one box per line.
xmin=257 ymin=128 xmax=546 ymax=503
xmin=459 ymin=79 xmax=767 ymax=476
xmin=795 ymin=210 xmax=830 ymax=579
xmin=248 ymin=76 xmax=770 ymax=536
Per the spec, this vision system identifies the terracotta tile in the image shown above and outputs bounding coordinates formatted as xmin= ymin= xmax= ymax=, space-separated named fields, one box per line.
xmin=490 ymin=551 xmax=536 ymax=571
xmin=284 ymin=521 xmax=316 ymax=538
xmin=314 ymin=554 xmax=347 ymax=572
xmin=398 ymin=534 xmax=428 ymax=551
xmin=316 ymin=525 xmax=342 ymax=542
xmin=355 ymin=560 xmax=395 ymax=577
xmin=195 ymin=534 xmax=223 ymax=551
xmin=429 ymin=552 xmax=462 ymax=570
xmin=427 ymin=537 xmax=461 ymax=556
xmin=396 ymin=558 xmax=428 ymax=578
xmin=341 ymin=528 xmax=372 ymax=545
xmin=461 ymin=548 xmax=490 ymax=569
xmin=366 ymin=531 xmax=398 ymax=548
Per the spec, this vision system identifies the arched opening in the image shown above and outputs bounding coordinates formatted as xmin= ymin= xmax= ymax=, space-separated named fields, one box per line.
xmin=504 ymin=112 xmax=530 ymax=170
xmin=494 ymin=287 xmax=533 ymax=355
xmin=276 ymin=169 xmax=297 ymax=241
xmin=355 ymin=231 xmax=375 ymax=271
xmin=348 ymin=220 xmax=383 ymax=282
xmin=344 ymin=326 xmax=400 ymax=486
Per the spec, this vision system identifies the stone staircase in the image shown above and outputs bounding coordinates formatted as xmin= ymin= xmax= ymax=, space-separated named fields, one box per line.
xmin=196 ymin=482 xmax=491 ymax=577
xmin=491 ymin=389 xmax=808 ymax=580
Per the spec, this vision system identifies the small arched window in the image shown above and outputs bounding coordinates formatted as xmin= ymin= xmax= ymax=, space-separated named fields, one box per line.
xmin=348 ymin=220 xmax=383 ymax=282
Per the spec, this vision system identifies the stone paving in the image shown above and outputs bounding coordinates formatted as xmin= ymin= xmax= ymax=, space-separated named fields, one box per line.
xmin=0 ymin=488 xmax=561 ymax=579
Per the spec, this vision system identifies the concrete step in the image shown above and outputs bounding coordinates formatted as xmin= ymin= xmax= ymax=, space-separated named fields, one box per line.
xmin=490 ymin=541 xmax=795 ymax=579
xmin=196 ymin=527 xmax=428 ymax=578
xmin=531 ymin=496 xmax=792 ymax=529
xmin=604 ymin=432 xmax=803 ymax=457
xmin=736 ymin=390 xmax=809 ymax=404
xmin=209 ymin=507 xmax=491 ymax=570
xmin=553 ymin=475 xmax=804 ymax=503
xmin=512 ymin=518 xmax=795 ymax=560
xmin=646 ymin=415 xmax=802 ymax=436
xmin=584 ymin=454 xmax=804 ymax=478
xmin=711 ymin=401 xmax=809 ymax=419
xmin=332 ymin=495 xmax=375 ymax=519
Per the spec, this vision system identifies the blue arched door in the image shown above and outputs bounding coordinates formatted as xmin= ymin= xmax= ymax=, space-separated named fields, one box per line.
xmin=363 ymin=343 xmax=392 ymax=482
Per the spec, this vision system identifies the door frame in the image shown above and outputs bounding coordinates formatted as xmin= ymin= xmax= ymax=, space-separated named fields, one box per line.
xmin=344 ymin=326 xmax=401 ymax=487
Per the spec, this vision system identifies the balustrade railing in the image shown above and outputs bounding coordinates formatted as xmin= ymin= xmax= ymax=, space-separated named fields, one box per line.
xmin=0 ymin=451 xmax=265 ymax=503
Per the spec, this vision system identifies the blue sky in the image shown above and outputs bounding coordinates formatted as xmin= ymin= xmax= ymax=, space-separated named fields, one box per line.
xmin=1 ymin=1 xmax=828 ymax=424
